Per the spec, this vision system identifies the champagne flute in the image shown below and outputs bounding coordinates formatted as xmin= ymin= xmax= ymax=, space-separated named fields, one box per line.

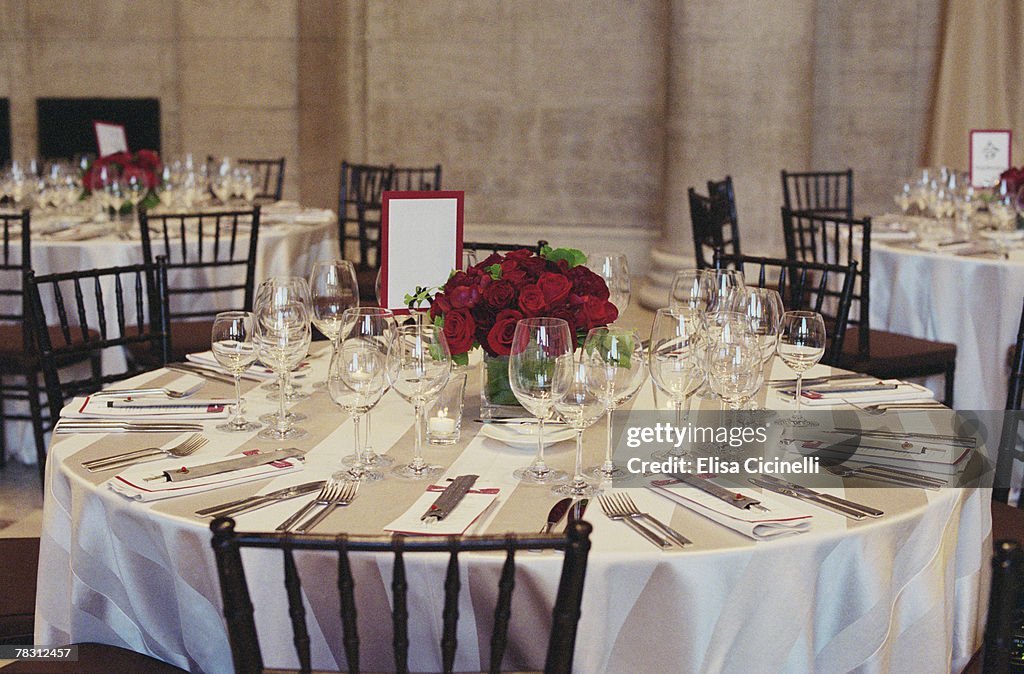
xmin=509 ymin=317 xmax=574 ymax=484
xmin=328 ymin=308 xmax=390 ymax=482
xmin=649 ymin=308 xmax=705 ymax=459
xmin=591 ymin=252 xmax=631 ymax=313
xmin=776 ymin=311 xmax=827 ymax=427
xmin=552 ymin=362 xmax=605 ymax=497
xmin=387 ymin=323 xmax=451 ymax=479
xmin=582 ymin=326 xmax=646 ymax=479
xmin=211 ymin=311 xmax=261 ymax=432
xmin=309 ymin=260 xmax=360 ymax=390
xmin=254 ymin=283 xmax=312 ymax=440
xmin=340 ymin=307 xmax=395 ymax=468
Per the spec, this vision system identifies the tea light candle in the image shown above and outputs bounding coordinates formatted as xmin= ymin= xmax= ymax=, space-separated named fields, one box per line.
xmin=428 ymin=414 xmax=457 ymax=435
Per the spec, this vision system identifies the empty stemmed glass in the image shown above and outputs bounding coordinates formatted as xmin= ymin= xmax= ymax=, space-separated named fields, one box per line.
xmin=328 ymin=308 xmax=391 ymax=482
xmin=211 ymin=311 xmax=261 ymax=432
xmin=649 ymin=307 xmax=705 ymax=460
xmin=669 ymin=268 xmax=712 ymax=313
xmin=254 ymin=281 xmax=312 ymax=440
xmin=552 ymin=362 xmax=605 ymax=497
xmin=776 ymin=310 xmax=827 ymax=427
xmin=707 ymin=328 xmax=764 ymax=410
xmin=509 ymin=317 xmax=574 ymax=484
xmin=387 ymin=323 xmax=451 ymax=479
xmin=736 ymin=287 xmax=784 ymax=387
xmin=309 ymin=260 xmax=360 ymax=390
xmin=582 ymin=326 xmax=646 ymax=479
xmin=340 ymin=307 xmax=395 ymax=468
xmin=592 ymin=252 xmax=631 ymax=314
xmin=706 ymin=268 xmax=745 ymax=314
xmin=259 ymin=277 xmax=313 ymax=406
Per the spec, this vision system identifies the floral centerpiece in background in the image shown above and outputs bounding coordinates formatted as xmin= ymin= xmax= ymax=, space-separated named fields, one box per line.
xmin=82 ymin=149 xmax=163 ymax=211
xmin=416 ymin=245 xmax=618 ymax=409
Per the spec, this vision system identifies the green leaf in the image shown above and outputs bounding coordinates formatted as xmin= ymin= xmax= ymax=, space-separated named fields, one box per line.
xmin=452 ymin=351 xmax=469 ymax=367
xmin=485 ymin=263 xmax=502 ymax=280
xmin=541 ymin=246 xmax=588 ymax=268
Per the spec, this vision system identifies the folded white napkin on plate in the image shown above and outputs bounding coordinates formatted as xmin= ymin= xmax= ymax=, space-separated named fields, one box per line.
xmin=777 ymin=380 xmax=934 ymax=407
xmin=648 ymin=478 xmax=812 ymax=541
xmin=62 ymin=395 xmax=231 ymax=420
xmin=480 ymin=423 xmax=575 ymax=448
xmin=109 ymin=449 xmax=305 ymax=502
xmin=384 ymin=482 xmax=500 ymax=535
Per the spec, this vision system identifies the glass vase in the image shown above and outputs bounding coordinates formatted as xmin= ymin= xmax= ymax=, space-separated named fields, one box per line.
xmin=480 ymin=352 xmax=525 ymax=419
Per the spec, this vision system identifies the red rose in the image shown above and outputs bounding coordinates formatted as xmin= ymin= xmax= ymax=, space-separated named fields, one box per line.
xmin=483 ymin=280 xmax=515 ymax=309
xmin=518 ymin=284 xmax=548 ymax=316
xmin=548 ymin=305 xmax=577 ymax=339
xmin=504 ymin=249 xmax=534 ymax=260
xmin=502 ymin=268 xmax=528 ymax=286
xmin=567 ymin=266 xmax=610 ymax=301
xmin=578 ymin=297 xmax=618 ymax=330
xmin=105 ymin=151 xmax=132 ymax=167
xmin=441 ymin=308 xmax=475 ymax=355
xmin=135 ymin=149 xmax=161 ymax=172
xmin=477 ymin=252 xmax=503 ymax=269
xmin=536 ymin=272 xmax=571 ymax=305
xmin=518 ymin=255 xmax=548 ymax=278
xmin=485 ymin=309 xmax=523 ymax=356
xmin=82 ymin=165 xmax=102 ymax=192
xmin=429 ymin=292 xmax=452 ymax=320
xmin=122 ymin=165 xmax=157 ymax=190
xmin=444 ymin=270 xmax=483 ymax=309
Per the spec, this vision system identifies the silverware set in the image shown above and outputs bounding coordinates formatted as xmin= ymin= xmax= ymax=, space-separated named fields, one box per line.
xmin=748 ymin=475 xmax=884 ymax=520
xmin=599 ymin=493 xmax=691 ymax=549
xmin=82 ymin=433 xmax=208 ymax=472
xmin=196 ymin=481 xmax=326 ymax=519
xmin=56 ymin=420 xmax=205 ymax=433
xmin=275 ymin=479 xmax=359 ymax=534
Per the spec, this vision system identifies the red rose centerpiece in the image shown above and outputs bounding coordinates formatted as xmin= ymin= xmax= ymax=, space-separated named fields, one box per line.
xmin=421 ymin=245 xmax=619 ymax=413
xmin=82 ymin=150 xmax=163 ymax=212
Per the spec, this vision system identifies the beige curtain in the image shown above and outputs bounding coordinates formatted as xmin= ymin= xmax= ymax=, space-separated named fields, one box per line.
xmin=927 ymin=0 xmax=1024 ymax=169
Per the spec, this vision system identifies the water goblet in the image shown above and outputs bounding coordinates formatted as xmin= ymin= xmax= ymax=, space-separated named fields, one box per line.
xmin=387 ymin=323 xmax=451 ymax=479
xmin=735 ymin=287 xmax=784 ymax=369
xmin=669 ymin=268 xmax=713 ymax=314
xmin=552 ymin=362 xmax=605 ymax=497
xmin=309 ymin=259 xmax=360 ymax=390
xmin=592 ymin=252 xmax=631 ymax=314
xmin=776 ymin=310 xmax=827 ymax=427
xmin=258 ymin=277 xmax=312 ymax=406
xmin=255 ymin=282 xmax=312 ymax=440
xmin=339 ymin=307 xmax=395 ymax=468
xmin=211 ymin=311 xmax=261 ymax=432
xmin=706 ymin=268 xmax=745 ymax=314
xmin=582 ymin=326 xmax=646 ymax=479
xmin=328 ymin=308 xmax=391 ymax=482
xmin=648 ymin=308 xmax=705 ymax=461
xmin=509 ymin=317 xmax=574 ymax=484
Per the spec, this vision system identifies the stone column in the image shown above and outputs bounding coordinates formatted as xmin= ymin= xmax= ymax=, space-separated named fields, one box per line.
xmin=639 ymin=0 xmax=817 ymax=308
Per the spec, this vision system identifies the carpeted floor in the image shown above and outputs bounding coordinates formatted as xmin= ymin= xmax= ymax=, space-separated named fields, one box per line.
xmin=0 ymin=461 xmax=42 ymax=539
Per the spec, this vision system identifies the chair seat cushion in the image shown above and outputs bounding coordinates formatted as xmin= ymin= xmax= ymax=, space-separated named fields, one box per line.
xmin=0 ymin=643 xmax=188 ymax=673
xmin=837 ymin=327 xmax=957 ymax=378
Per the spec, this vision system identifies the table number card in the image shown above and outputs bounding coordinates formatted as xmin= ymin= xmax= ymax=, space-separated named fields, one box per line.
xmin=969 ymin=129 xmax=1012 ymax=188
xmin=94 ymin=120 xmax=129 ymax=157
xmin=379 ymin=191 xmax=464 ymax=313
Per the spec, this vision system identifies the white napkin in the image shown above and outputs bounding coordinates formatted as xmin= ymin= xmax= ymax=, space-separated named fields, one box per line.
xmin=383 ymin=482 xmax=500 ymax=535
xmin=648 ymin=478 xmax=812 ymax=541
xmin=915 ymin=239 xmax=975 ymax=254
xmin=109 ymin=450 xmax=305 ymax=502
xmin=777 ymin=380 xmax=934 ymax=407
xmin=480 ymin=423 xmax=575 ymax=448
xmin=869 ymin=229 xmax=917 ymax=242
xmin=186 ymin=350 xmax=309 ymax=380
xmin=44 ymin=222 xmax=113 ymax=241
xmin=62 ymin=395 xmax=231 ymax=420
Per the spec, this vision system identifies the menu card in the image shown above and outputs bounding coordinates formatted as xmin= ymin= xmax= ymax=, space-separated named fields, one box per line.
xmin=970 ymin=129 xmax=1012 ymax=188
xmin=94 ymin=120 xmax=129 ymax=157
xmin=379 ymin=191 xmax=463 ymax=313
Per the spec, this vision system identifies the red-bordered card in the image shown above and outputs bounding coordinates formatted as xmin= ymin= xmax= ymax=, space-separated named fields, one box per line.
xmin=379 ymin=191 xmax=464 ymax=314
xmin=94 ymin=120 xmax=129 ymax=157
xmin=969 ymin=129 xmax=1012 ymax=188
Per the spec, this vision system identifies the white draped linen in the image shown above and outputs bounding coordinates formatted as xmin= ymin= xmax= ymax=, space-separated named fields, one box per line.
xmin=869 ymin=241 xmax=1024 ymax=411
xmin=33 ymin=353 xmax=989 ymax=673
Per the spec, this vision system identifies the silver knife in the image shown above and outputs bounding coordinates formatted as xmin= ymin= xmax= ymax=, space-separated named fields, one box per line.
xmin=565 ymin=498 xmax=588 ymax=532
xmin=768 ymin=373 xmax=872 ymax=387
xmin=668 ymin=473 xmax=769 ymax=512
xmin=754 ymin=474 xmax=883 ymax=518
xmin=195 ymin=480 xmax=325 ymax=518
xmin=540 ymin=497 xmax=572 ymax=533
xmin=166 ymin=363 xmax=238 ymax=384
xmin=749 ymin=478 xmax=868 ymax=520
xmin=143 ymin=447 xmax=304 ymax=482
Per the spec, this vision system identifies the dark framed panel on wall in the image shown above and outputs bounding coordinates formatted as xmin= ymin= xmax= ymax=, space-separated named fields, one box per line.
xmin=36 ymin=98 xmax=160 ymax=159
xmin=0 ymin=99 xmax=10 ymax=166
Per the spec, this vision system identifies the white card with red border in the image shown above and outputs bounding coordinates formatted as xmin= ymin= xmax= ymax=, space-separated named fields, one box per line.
xmin=379 ymin=190 xmax=463 ymax=314
xmin=969 ymin=129 xmax=1012 ymax=188
xmin=94 ymin=120 xmax=129 ymax=157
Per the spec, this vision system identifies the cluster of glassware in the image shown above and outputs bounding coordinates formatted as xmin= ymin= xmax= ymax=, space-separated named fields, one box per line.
xmin=894 ymin=166 xmax=1021 ymax=236
xmin=1 ymin=158 xmax=89 ymax=215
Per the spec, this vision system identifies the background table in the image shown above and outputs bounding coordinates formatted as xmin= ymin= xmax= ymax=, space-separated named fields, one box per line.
xmin=34 ymin=348 xmax=990 ymax=673
xmin=3 ymin=208 xmax=337 ymax=464
xmin=869 ymin=240 xmax=1024 ymax=410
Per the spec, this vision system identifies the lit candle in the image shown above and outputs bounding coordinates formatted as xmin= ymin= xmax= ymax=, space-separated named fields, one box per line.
xmin=428 ymin=414 xmax=457 ymax=435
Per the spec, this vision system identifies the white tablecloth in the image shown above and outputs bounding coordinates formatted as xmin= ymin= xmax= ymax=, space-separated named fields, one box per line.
xmin=5 ymin=210 xmax=337 ymax=464
xmin=33 ymin=355 xmax=990 ymax=673
xmin=869 ymin=240 xmax=1024 ymax=410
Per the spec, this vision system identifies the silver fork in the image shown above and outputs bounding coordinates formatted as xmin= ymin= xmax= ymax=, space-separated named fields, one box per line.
xmin=613 ymin=493 xmax=692 ymax=547
xmin=90 ymin=383 xmax=203 ymax=399
xmin=598 ymin=495 xmax=670 ymax=548
xmin=842 ymin=398 xmax=945 ymax=416
xmin=276 ymin=479 xmax=343 ymax=532
xmin=83 ymin=434 xmax=208 ymax=471
xmin=294 ymin=481 xmax=360 ymax=533
xmin=822 ymin=464 xmax=945 ymax=489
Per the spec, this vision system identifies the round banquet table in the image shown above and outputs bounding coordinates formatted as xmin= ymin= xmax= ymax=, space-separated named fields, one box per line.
xmin=33 ymin=345 xmax=990 ymax=673
xmin=2 ymin=206 xmax=337 ymax=464
xmin=868 ymin=236 xmax=1024 ymax=411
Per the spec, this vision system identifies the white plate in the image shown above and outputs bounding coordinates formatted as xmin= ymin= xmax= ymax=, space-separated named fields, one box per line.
xmin=480 ymin=423 xmax=575 ymax=448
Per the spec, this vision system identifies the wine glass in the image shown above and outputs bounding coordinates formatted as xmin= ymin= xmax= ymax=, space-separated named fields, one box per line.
xmin=211 ymin=311 xmax=261 ymax=432
xmin=776 ymin=311 xmax=827 ymax=427
xmin=121 ymin=170 xmax=148 ymax=233
xmin=582 ymin=326 xmax=646 ymax=479
xmin=340 ymin=307 xmax=395 ymax=468
xmin=509 ymin=317 xmax=574 ymax=484
xmin=254 ymin=282 xmax=312 ymax=440
xmin=707 ymin=329 xmax=764 ymax=410
xmin=328 ymin=308 xmax=391 ymax=482
xmin=669 ymin=268 xmax=712 ymax=313
xmin=387 ymin=323 xmax=451 ymax=479
xmin=258 ymin=277 xmax=313 ymax=405
xmin=736 ymin=287 xmax=785 ymax=369
xmin=706 ymin=268 xmax=745 ymax=314
xmin=309 ymin=260 xmax=360 ymax=390
xmin=552 ymin=362 xmax=605 ymax=497
xmin=649 ymin=308 xmax=705 ymax=460
xmin=592 ymin=252 xmax=631 ymax=314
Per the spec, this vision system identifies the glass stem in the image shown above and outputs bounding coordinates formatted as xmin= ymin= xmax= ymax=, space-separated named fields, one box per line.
xmin=364 ymin=412 xmax=375 ymax=457
xmin=231 ymin=374 xmax=243 ymax=426
xmin=276 ymin=373 xmax=289 ymax=432
xmin=794 ymin=373 xmax=804 ymax=418
xmin=603 ymin=408 xmax=614 ymax=464
xmin=533 ymin=416 xmax=548 ymax=474
xmin=411 ymin=403 xmax=425 ymax=470
xmin=350 ymin=415 xmax=363 ymax=476
xmin=573 ymin=428 xmax=586 ymax=486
